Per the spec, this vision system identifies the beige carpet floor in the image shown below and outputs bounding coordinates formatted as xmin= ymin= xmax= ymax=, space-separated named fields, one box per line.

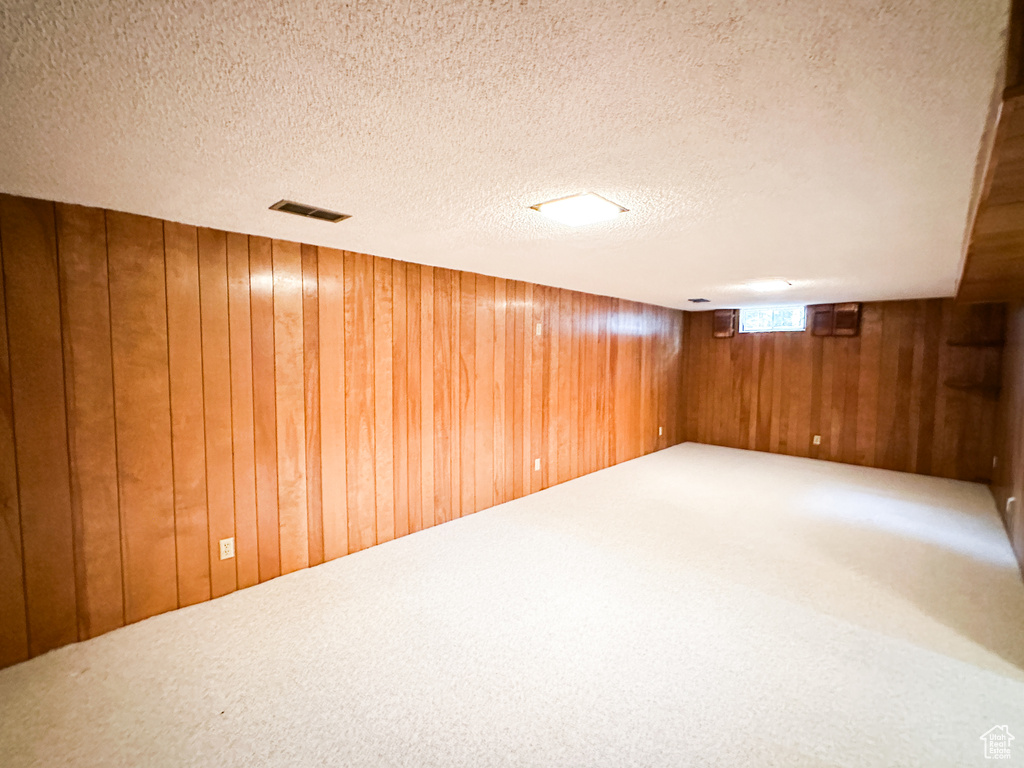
xmin=1 ymin=443 xmax=1023 ymax=767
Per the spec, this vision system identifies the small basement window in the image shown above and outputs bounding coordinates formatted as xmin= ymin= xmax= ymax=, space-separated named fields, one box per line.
xmin=739 ymin=306 xmax=806 ymax=334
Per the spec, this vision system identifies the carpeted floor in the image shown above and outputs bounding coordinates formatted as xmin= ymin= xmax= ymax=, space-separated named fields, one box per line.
xmin=2 ymin=443 xmax=1023 ymax=767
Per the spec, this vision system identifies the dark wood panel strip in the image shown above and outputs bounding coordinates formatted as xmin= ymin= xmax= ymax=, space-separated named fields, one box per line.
xmin=55 ymin=203 xmax=123 ymax=640
xmin=162 ymin=221 xmax=210 ymax=608
xmin=318 ymin=247 xmax=347 ymax=561
xmin=106 ymin=210 xmax=178 ymax=624
xmin=301 ymin=244 xmax=324 ymax=567
xmin=249 ymin=236 xmax=280 ymax=581
xmin=0 ymin=202 xmax=29 ymax=666
xmin=226 ymin=233 xmax=259 ymax=589
xmin=272 ymin=240 xmax=308 ymax=575
xmin=198 ymin=228 xmax=237 ymax=597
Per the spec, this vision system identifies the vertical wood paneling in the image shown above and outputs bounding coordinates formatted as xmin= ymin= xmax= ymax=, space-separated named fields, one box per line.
xmin=272 ymin=240 xmax=308 ymax=575
xmin=493 ymin=278 xmax=508 ymax=505
xmin=597 ymin=296 xmax=611 ymax=470
xmin=163 ymin=221 xmax=210 ymax=608
xmin=1 ymin=196 xmax=77 ymax=654
xmin=106 ymin=211 xmax=178 ymax=624
xmin=198 ymin=228 xmax=237 ymax=597
xmin=301 ymin=244 xmax=324 ymax=567
xmin=856 ymin=304 xmax=883 ymax=467
xmin=755 ymin=335 xmax=774 ymax=453
xmin=451 ymin=270 xmax=462 ymax=520
xmin=557 ymin=290 xmax=572 ymax=483
xmin=530 ymin=284 xmax=544 ymax=494
xmin=226 ymin=233 xmax=259 ymax=589
xmin=683 ymin=300 xmax=1000 ymax=482
xmin=393 ymin=261 xmax=410 ymax=539
xmin=874 ymin=303 xmax=900 ymax=469
xmin=611 ymin=300 xmax=627 ymax=464
xmin=0 ymin=194 xmax=689 ymax=669
xmin=512 ymin=281 xmax=526 ymax=499
xmin=433 ymin=269 xmax=454 ymax=525
xmin=581 ymin=294 xmax=596 ymax=474
xmin=993 ymin=301 xmax=1024 ymax=577
xmin=475 ymin=275 xmax=494 ymax=513
xmin=503 ymin=279 xmax=516 ymax=500
xmin=249 ymin=236 xmax=280 ymax=581
xmin=0 ymin=206 xmax=29 ymax=666
xmin=542 ymin=288 xmax=557 ymax=488
xmin=521 ymin=283 xmax=534 ymax=492
xmin=318 ymin=247 xmax=347 ymax=561
xmin=640 ymin=306 xmax=654 ymax=455
xmin=373 ymin=257 xmax=395 ymax=543
xmin=55 ymin=203 xmax=123 ymax=640
xmin=914 ymin=300 xmax=942 ymax=476
xmin=570 ymin=292 xmax=582 ymax=473
xmin=406 ymin=264 xmax=423 ymax=533
xmin=345 ymin=252 xmax=376 ymax=551
xmin=419 ymin=266 xmax=435 ymax=529
xmin=458 ymin=272 xmax=476 ymax=516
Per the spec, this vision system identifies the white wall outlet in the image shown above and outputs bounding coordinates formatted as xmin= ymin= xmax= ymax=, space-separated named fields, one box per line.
xmin=812 ymin=435 xmax=821 ymax=445
xmin=1008 ymin=497 xmax=1016 ymax=516
xmin=219 ymin=537 xmax=235 ymax=560
xmin=659 ymin=427 xmax=663 ymax=436
xmin=535 ymin=322 xmax=542 ymax=336
xmin=534 ymin=458 xmax=541 ymax=471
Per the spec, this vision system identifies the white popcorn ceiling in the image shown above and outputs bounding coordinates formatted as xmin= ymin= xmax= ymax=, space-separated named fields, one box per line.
xmin=0 ymin=0 xmax=1010 ymax=309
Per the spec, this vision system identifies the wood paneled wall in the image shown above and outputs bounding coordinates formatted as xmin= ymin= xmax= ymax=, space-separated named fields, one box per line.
xmin=956 ymin=0 xmax=1024 ymax=303
xmin=0 ymin=194 xmax=685 ymax=669
xmin=993 ymin=301 xmax=1024 ymax=575
xmin=682 ymin=300 xmax=1003 ymax=483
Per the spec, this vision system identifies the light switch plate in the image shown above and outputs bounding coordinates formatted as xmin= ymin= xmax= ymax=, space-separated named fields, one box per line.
xmin=534 ymin=458 xmax=541 ymax=471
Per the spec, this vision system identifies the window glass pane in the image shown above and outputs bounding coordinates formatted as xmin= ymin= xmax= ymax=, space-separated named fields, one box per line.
xmin=739 ymin=308 xmax=773 ymax=333
xmin=771 ymin=306 xmax=806 ymax=331
xmin=738 ymin=306 xmax=806 ymax=333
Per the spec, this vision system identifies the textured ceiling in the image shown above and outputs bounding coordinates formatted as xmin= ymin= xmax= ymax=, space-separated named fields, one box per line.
xmin=0 ymin=0 xmax=1010 ymax=309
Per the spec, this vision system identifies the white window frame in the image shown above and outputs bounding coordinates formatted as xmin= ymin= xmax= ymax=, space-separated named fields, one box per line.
xmin=738 ymin=306 xmax=807 ymax=334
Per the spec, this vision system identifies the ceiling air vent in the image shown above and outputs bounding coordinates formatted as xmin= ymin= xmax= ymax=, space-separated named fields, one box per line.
xmin=688 ymin=298 xmax=710 ymax=303
xmin=269 ymin=200 xmax=351 ymax=223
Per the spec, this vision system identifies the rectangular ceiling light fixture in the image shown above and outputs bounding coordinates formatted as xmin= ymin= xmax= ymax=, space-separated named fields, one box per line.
xmin=269 ymin=199 xmax=351 ymax=223
xmin=531 ymin=192 xmax=627 ymax=227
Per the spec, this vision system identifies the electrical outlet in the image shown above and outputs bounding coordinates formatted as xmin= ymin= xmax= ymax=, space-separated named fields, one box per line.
xmin=535 ymin=322 xmax=542 ymax=336
xmin=658 ymin=427 xmax=663 ymax=436
xmin=534 ymin=458 xmax=541 ymax=471
xmin=219 ymin=537 xmax=235 ymax=560
xmin=812 ymin=435 xmax=821 ymax=445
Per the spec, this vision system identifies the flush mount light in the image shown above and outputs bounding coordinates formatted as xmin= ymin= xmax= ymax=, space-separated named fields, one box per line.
xmin=745 ymin=278 xmax=793 ymax=293
xmin=530 ymin=192 xmax=627 ymax=227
